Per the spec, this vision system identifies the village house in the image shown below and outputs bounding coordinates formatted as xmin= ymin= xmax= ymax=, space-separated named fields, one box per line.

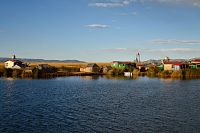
xmin=190 ymin=58 xmax=200 ymax=69
xmin=80 ymin=63 xmax=100 ymax=73
xmin=80 ymin=67 xmax=85 ymax=72
xmin=4 ymin=55 xmax=27 ymax=69
xmin=103 ymin=66 xmax=112 ymax=73
xmin=37 ymin=64 xmax=54 ymax=73
xmin=136 ymin=63 xmax=147 ymax=72
xmin=162 ymin=57 xmax=188 ymax=71
xmin=24 ymin=67 xmax=35 ymax=73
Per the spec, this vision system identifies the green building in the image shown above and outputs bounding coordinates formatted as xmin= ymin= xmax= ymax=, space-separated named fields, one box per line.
xmin=190 ymin=64 xmax=200 ymax=69
xmin=111 ymin=61 xmax=136 ymax=69
xmin=157 ymin=65 xmax=164 ymax=71
xmin=190 ymin=59 xmax=200 ymax=69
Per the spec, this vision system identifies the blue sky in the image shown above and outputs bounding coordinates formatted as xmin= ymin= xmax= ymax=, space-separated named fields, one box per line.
xmin=0 ymin=0 xmax=200 ymax=62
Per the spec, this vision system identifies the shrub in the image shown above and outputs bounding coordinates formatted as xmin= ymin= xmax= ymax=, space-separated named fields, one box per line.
xmin=184 ymin=69 xmax=200 ymax=78
xmin=158 ymin=70 xmax=173 ymax=78
xmin=58 ymin=66 xmax=79 ymax=72
xmin=111 ymin=68 xmax=126 ymax=75
xmin=147 ymin=66 xmax=160 ymax=77
xmin=33 ymin=68 xmax=40 ymax=78
xmin=132 ymin=69 xmax=140 ymax=76
xmin=171 ymin=70 xmax=183 ymax=78
xmin=3 ymin=68 xmax=13 ymax=77
xmin=12 ymin=69 xmax=23 ymax=78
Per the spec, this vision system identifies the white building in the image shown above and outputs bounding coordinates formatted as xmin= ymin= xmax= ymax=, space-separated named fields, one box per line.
xmin=4 ymin=55 xmax=24 ymax=69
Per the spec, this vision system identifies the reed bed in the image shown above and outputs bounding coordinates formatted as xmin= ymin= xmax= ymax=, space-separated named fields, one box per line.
xmin=28 ymin=62 xmax=112 ymax=68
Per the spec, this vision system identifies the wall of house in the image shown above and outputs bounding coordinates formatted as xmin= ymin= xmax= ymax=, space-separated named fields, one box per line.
xmin=80 ymin=68 xmax=85 ymax=72
xmin=5 ymin=61 xmax=14 ymax=68
xmin=93 ymin=67 xmax=100 ymax=73
xmin=190 ymin=65 xmax=197 ymax=69
xmin=84 ymin=67 xmax=99 ymax=72
xmin=158 ymin=65 xmax=164 ymax=70
xmin=12 ymin=65 xmax=21 ymax=69
xmin=103 ymin=67 xmax=112 ymax=73
xmin=119 ymin=64 xmax=127 ymax=68
xmin=84 ymin=67 xmax=92 ymax=72
xmin=164 ymin=64 xmax=173 ymax=71
xmin=190 ymin=64 xmax=200 ymax=69
xmin=112 ymin=63 xmax=127 ymax=69
xmin=111 ymin=63 xmax=119 ymax=68
xmin=174 ymin=65 xmax=180 ymax=71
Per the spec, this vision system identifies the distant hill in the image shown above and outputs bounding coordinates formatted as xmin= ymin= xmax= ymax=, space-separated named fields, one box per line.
xmin=142 ymin=59 xmax=189 ymax=65
xmin=0 ymin=57 xmax=85 ymax=63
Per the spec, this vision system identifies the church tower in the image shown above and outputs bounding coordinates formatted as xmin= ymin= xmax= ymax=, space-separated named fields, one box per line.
xmin=136 ymin=52 xmax=140 ymax=63
xmin=12 ymin=54 xmax=16 ymax=60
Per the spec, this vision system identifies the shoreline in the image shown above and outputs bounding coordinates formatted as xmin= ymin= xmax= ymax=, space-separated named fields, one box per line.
xmin=1 ymin=71 xmax=200 ymax=80
xmin=1 ymin=62 xmax=200 ymax=80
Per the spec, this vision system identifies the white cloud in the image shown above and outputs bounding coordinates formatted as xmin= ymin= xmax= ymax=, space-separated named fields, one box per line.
xmin=131 ymin=11 xmax=137 ymax=15
xmin=143 ymin=0 xmax=200 ymax=7
xmin=89 ymin=0 xmax=134 ymax=8
xmin=193 ymin=1 xmax=200 ymax=7
xmin=85 ymin=47 xmax=200 ymax=53
xmin=144 ymin=48 xmax=200 ymax=53
xmin=86 ymin=24 xmax=110 ymax=29
xmin=89 ymin=2 xmax=123 ymax=8
xmin=89 ymin=0 xmax=200 ymax=8
xmin=108 ymin=48 xmax=129 ymax=51
xmin=99 ymin=48 xmax=132 ymax=52
xmin=117 ymin=11 xmax=137 ymax=16
xmin=117 ymin=13 xmax=129 ymax=16
xmin=150 ymin=39 xmax=200 ymax=45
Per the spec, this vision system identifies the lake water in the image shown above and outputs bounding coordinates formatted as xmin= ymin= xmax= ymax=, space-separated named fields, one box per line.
xmin=0 ymin=76 xmax=200 ymax=133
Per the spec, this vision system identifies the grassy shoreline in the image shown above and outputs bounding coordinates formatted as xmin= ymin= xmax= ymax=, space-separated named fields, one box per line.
xmin=1 ymin=62 xmax=200 ymax=79
xmin=0 ymin=62 xmax=110 ymax=78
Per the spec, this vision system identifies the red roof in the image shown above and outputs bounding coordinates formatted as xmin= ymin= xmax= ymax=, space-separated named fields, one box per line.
xmin=191 ymin=59 xmax=200 ymax=63
xmin=163 ymin=60 xmax=187 ymax=65
xmin=137 ymin=63 xmax=145 ymax=66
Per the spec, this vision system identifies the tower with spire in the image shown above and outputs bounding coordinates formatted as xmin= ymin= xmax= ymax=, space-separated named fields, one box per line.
xmin=12 ymin=54 xmax=16 ymax=60
xmin=4 ymin=54 xmax=24 ymax=69
xmin=136 ymin=52 xmax=140 ymax=63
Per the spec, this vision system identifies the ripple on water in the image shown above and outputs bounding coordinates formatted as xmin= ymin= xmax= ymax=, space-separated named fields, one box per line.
xmin=0 ymin=77 xmax=200 ymax=132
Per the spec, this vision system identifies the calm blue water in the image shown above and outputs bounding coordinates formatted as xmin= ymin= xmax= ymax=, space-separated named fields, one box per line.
xmin=0 ymin=76 xmax=200 ymax=133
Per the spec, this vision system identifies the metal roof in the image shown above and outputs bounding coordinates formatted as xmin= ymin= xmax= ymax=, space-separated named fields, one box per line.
xmin=163 ymin=59 xmax=188 ymax=65
xmin=191 ymin=58 xmax=200 ymax=63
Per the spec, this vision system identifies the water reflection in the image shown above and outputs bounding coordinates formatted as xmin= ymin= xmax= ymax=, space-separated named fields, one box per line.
xmin=159 ymin=78 xmax=176 ymax=83
xmin=79 ymin=75 xmax=140 ymax=80
xmin=3 ymin=78 xmax=16 ymax=113
xmin=104 ymin=75 xmax=139 ymax=80
xmin=80 ymin=75 xmax=100 ymax=80
xmin=5 ymin=77 xmax=15 ymax=81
